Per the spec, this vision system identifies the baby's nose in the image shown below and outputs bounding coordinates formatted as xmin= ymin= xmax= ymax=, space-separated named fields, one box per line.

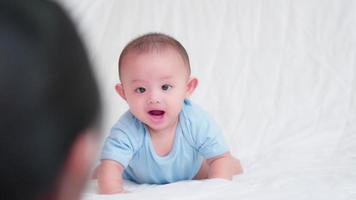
xmin=147 ymin=90 xmax=161 ymax=104
xmin=148 ymin=99 xmax=161 ymax=104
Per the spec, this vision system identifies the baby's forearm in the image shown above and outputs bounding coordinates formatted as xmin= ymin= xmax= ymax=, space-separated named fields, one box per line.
xmin=97 ymin=160 xmax=125 ymax=194
xmin=207 ymin=153 xmax=242 ymax=180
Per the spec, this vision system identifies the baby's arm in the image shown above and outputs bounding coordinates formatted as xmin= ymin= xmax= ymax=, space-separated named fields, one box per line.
xmin=206 ymin=152 xmax=243 ymax=180
xmin=97 ymin=160 xmax=126 ymax=194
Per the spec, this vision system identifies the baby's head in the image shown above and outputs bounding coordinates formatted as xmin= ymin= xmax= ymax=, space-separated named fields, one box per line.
xmin=116 ymin=33 xmax=198 ymax=132
xmin=118 ymin=33 xmax=191 ymax=81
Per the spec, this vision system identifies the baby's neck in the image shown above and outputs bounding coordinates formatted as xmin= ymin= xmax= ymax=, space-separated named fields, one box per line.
xmin=148 ymin=119 xmax=179 ymax=157
xmin=148 ymin=117 xmax=179 ymax=136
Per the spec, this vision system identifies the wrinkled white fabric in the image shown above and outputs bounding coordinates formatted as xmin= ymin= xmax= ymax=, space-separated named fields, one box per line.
xmin=56 ymin=0 xmax=356 ymax=199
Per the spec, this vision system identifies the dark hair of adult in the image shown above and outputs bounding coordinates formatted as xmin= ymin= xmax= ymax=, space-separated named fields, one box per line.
xmin=0 ymin=0 xmax=100 ymax=199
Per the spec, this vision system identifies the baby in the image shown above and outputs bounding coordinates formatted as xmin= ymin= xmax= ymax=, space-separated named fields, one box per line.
xmin=97 ymin=33 xmax=242 ymax=194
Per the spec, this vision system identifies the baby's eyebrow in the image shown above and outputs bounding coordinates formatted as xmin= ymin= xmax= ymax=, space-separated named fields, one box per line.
xmin=129 ymin=76 xmax=173 ymax=84
xmin=131 ymin=79 xmax=145 ymax=83
xmin=160 ymin=75 xmax=173 ymax=80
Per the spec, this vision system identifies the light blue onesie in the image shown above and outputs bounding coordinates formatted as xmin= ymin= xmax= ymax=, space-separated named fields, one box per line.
xmin=100 ymin=99 xmax=229 ymax=184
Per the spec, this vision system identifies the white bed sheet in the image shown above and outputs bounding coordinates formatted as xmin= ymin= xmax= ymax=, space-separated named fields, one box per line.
xmin=82 ymin=159 xmax=356 ymax=200
xmin=55 ymin=0 xmax=356 ymax=199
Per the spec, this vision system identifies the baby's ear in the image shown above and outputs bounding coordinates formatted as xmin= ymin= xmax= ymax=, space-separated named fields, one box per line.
xmin=186 ymin=77 xmax=198 ymax=98
xmin=115 ymin=83 xmax=127 ymax=101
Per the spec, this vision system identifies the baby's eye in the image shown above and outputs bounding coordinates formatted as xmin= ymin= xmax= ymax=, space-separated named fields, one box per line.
xmin=161 ymin=84 xmax=173 ymax=91
xmin=135 ymin=87 xmax=146 ymax=93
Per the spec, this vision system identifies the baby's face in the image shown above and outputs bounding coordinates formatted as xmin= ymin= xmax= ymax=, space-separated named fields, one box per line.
xmin=119 ymin=48 xmax=191 ymax=133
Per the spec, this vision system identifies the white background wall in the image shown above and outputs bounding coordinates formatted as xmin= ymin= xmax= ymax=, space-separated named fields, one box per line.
xmin=57 ymin=0 xmax=356 ymax=168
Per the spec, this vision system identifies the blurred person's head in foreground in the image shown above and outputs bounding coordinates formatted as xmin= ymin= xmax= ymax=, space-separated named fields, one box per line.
xmin=0 ymin=0 xmax=101 ymax=199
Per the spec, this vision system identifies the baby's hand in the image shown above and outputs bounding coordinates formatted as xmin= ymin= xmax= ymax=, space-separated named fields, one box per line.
xmin=115 ymin=188 xmax=129 ymax=194
xmin=207 ymin=153 xmax=243 ymax=180
xmin=97 ymin=160 xmax=126 ymax=194
xmin=121 ymin=189 xmax=129 ymax=193
xmin=97 ymin=187 xmax=127 ymax=194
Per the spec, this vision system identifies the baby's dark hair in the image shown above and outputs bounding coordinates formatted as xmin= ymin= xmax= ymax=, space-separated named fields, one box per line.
xmin=118 ymin=33 xmax=191 ymax=80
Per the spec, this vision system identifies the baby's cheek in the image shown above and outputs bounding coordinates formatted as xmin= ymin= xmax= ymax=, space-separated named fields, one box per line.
xmin=130 ymin=108 xmax=146 ymax=122
xmin=173 ymin=100 xmax=185 ymax=114
xmin=128 ymin=102 xmax=144 ymax=116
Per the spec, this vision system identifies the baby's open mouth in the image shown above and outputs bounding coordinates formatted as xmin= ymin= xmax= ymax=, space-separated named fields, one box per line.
xmin=148 ymin=110 xmax=165 ymax=116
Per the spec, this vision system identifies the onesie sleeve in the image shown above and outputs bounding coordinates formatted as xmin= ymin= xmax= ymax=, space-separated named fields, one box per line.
xmin=182 ymin=100 xmax=229 ymax=159
xmin=100 ymin=111 xmax=143 ymax=168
